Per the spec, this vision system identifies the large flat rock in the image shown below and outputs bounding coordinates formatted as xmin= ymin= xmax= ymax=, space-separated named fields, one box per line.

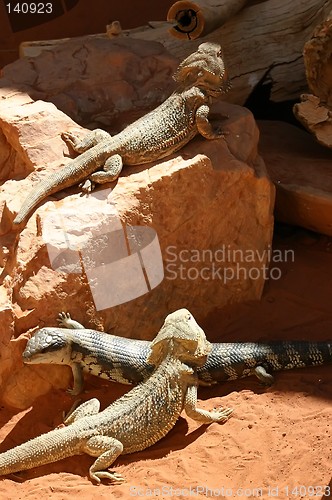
xmin=258 ymin=120 xmax=332 ymax=236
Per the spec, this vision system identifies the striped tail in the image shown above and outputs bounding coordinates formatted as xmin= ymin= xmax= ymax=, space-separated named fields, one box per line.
xmin=198 ymin=340 xmax=332 ymax=383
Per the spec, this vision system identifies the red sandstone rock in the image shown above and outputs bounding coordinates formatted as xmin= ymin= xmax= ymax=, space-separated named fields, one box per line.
xmin=258 ymin=120 xmax=332 ymax=236
xmin=294 ymin=94 xmax=332 ymax=149
xmin=0 ymin=95 xmax=273 ymax=407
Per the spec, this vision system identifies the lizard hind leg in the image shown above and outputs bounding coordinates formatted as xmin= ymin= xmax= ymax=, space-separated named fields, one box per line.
xmin=83 ymin=436 xmax=124 ymax=484
xmin=89 ymin=154 xmax=123 ymax=183
xmin=254 ymin=365 xmax=274 ymax=386
xmin=62 ymin=128 xmax=112 ymax=153
xmin=80 ymin=154 xmax=123 ymax=193
xmin=67 ymin=362 xmax=84 ymax=396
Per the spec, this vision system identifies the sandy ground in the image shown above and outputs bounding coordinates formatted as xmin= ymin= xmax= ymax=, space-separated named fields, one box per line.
xmin=0 ymin=225 xmax=331 ymax=499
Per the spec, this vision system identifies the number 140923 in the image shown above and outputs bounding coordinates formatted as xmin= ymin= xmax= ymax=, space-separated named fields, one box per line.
xmin=6 ymin=3 xmax=53 ymax=14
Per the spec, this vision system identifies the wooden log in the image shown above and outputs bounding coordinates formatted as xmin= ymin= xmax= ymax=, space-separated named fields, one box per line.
xmin=167 ymin=0 xmax=247 ymax=40
xmin=130 ymin=0 xmax=332 ymax=104
xmin=19 ymin=0 xmax=332 ymax=105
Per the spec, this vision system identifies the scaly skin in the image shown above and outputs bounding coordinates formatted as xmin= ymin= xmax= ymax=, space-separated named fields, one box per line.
xmin=13 ymin=42 xmax=230 ymax=225
xmin=22 ymin=312 xmax=332 ymax=395
xmin=0 ymin=309 xmax=233 ymax=483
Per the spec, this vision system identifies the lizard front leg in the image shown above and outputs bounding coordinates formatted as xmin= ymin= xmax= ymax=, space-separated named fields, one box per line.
xmin=68 ymin=362 xmax=84 ymax=396
xmin=196 ymin=104 xmax=227 ymax=140
xmin=62 ymin=128 xmax=112 ymax=153
xmin=58 ymin=311 xmax=85 ymax=329
xmin=57 ymin=313 xmax=85 ymax=395
xmin=184 ymin=384 xmax=233 ymax=423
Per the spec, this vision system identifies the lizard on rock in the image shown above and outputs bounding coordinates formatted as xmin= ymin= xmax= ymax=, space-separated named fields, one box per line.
xmin=22 ymin=312 xmax=332 ymax=396
xmin=13 ymin=42 xmax=230 ymax=226
xmin=0 ymin=309 xmax=233 ymax=483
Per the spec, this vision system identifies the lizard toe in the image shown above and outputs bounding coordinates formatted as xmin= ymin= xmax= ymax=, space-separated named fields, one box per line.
xmin=214 ymin=406 xmax=233 ymax=422
xmin=91 ymin=470 xmax=125 ymax=484
xmin=57 ymin=311 xmax=71 ymax=327
xmin=61 ymin=131 xmax=81 ymax=148
xmin=66 ymin=387 xmax=81 ymax=397
xmin=79 ymin=179 xmax=95 ymax=193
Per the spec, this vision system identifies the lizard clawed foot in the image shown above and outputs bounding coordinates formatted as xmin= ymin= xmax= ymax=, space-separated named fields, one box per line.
xmin=79 ymin=179 xmax=95 ymax=193
xmin=213 ymin=406 xmax=233 ymax=423
xmin=61 ymin=131 xmax=82 ymax=150
xmin=91 ymin=470 xmax=125 ymax=484
xmin=57 ymin=311 xmax=72 ymax=327
xmin=66 ymin=387 xmax=81 ymax=397
xmin=61 ymin=132 xmax=81 ymax=149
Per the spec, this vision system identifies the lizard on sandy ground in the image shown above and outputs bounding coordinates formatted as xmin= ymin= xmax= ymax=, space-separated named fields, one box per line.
xmin=13 ymin=42 xmax=230 ymax=226
xmin=0 ymin=309 xmax=233 ymax=483
xmin=22 ymin=311 xmax=332 ymax=395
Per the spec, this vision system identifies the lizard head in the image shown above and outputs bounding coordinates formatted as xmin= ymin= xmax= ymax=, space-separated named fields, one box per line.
xmin=23 ymin=328 xmax=72 ymax=365
xmin=173 ymin=42 xmax=231 ymax=97
xmin=148 ymin=309 xmax=212 ymax=367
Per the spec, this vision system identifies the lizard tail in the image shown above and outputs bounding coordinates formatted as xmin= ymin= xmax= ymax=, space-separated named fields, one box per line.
xmin=200 ymin=340 xmax=332 ymax=383
xmin=13 ymin=169 xmax=72 ymax=225
xmin=256 ymin=340 xmax=332 ymax=370
xmin=0 ymin=425 xmax=78 ymax=476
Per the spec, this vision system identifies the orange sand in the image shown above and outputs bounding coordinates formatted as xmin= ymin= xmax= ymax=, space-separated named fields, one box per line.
xmin=0 ymin=226 xmax=331 ymax=499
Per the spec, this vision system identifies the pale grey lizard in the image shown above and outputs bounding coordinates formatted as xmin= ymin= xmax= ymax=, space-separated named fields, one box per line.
xmin=22 ymin=312 xmax=332 ymax=395
xmin=13 ymin=42 xmax=230 ymax=225
xmin=0 ymin=309 xmax=232 ymax=483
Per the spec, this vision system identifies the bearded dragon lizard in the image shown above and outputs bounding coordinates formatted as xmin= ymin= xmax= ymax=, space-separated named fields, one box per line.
xmin=0 ymin=309 xmax=233 ymax=483
xmin=13 ymin=42 xmax=230 ymax=225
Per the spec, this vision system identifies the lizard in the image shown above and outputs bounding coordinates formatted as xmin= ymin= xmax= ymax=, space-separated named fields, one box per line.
xmin=22 ymin=311 xmax=332 ymax=396
xmin=0 ymin=309 xmax=232 ymax=483
xmin=13 ymin=42 xmax=231 ymax=226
